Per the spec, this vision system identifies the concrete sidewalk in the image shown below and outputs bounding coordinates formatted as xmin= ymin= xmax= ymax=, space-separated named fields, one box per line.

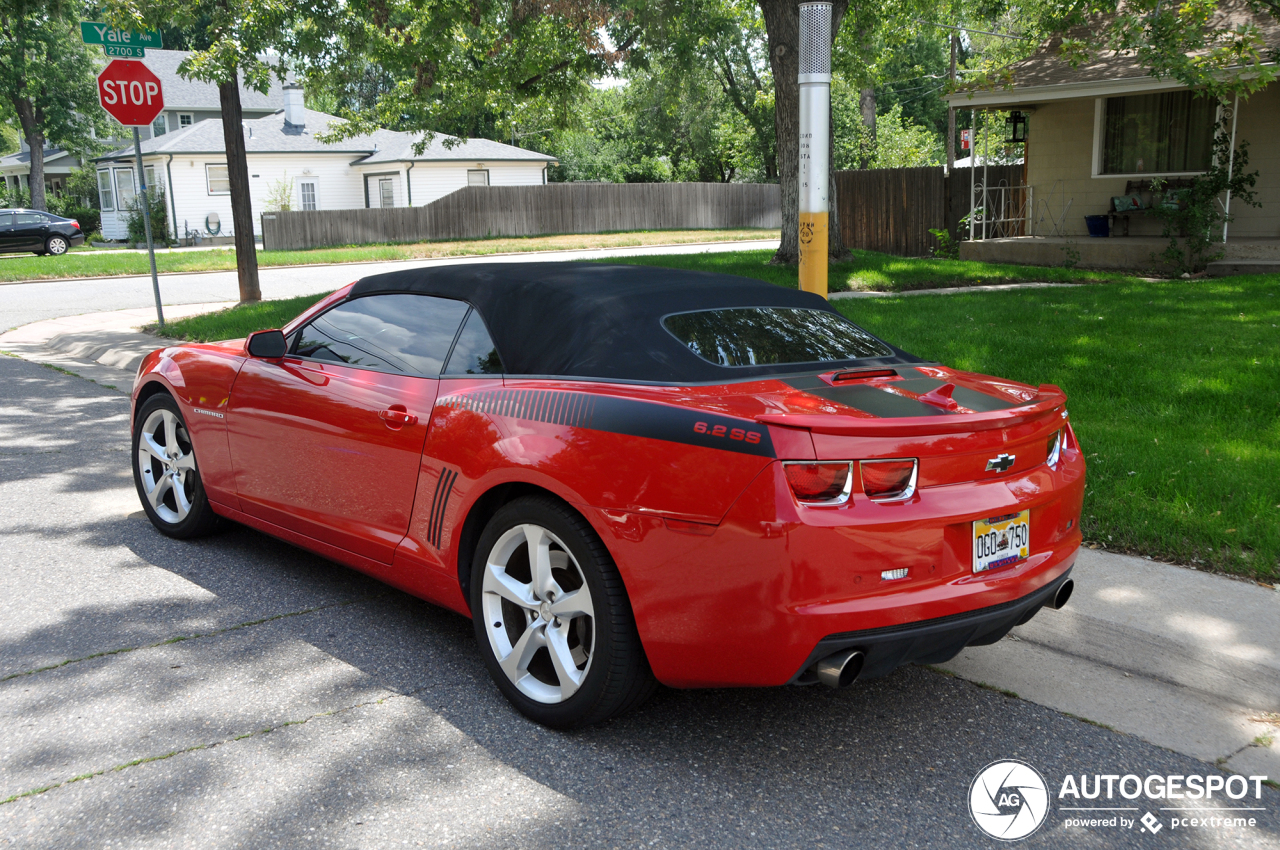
xmin=2 ymin=304 xmax=1277 ymax=781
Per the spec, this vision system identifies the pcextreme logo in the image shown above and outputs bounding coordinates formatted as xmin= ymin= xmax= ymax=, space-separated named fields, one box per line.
xmin=968 ymin=761 xmax=1272 ymax=841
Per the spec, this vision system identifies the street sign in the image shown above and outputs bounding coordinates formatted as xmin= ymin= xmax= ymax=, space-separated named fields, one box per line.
xmin=97 ymin=60 xmax=165 ymax=127
xmin=80 ymin=22 xmax=162 ymax=58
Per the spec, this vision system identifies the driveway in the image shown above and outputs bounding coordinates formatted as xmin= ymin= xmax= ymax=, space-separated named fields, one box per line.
xmin=0 ymin=240 xmax=780 ymax=331
xmin=2 ymin=354 xmax=1277 ymax=848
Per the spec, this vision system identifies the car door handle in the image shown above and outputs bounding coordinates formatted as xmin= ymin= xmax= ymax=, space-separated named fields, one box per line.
xmin=379 ymin=406 xmax=418 ymax=429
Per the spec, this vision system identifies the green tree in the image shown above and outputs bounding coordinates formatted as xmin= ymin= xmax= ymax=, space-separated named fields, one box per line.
xmin=629 ymin=0 xmax=777 ymax=179
xmin=0 ymin=0 xmax=106 ymax=211
xmin=297 ymin=1 xmax=638 ymax=147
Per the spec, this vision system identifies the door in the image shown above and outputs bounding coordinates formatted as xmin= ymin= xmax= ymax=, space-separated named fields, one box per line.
xmin=226 ymin=293 xmax=472 ymax=563
xmin=0 ymin=213 xmax=16 ymax=252
xmin=11 ymin=213 xmax=49 ymax=251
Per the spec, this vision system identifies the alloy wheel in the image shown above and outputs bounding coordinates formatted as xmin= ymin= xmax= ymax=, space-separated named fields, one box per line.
xmin=480 ymin=523 xmax=596 ymax=704
xmin=136 ymin=408 xmax=198 ymax=525
xmin=47 ymin=236 xmax=68 ymax=255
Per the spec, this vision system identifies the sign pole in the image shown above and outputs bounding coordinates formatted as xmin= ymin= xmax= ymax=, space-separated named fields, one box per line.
xmin=133 ymin=127 xmax=164 ymax=328
xmin=797 ymin=2 xmax=832 ymax=299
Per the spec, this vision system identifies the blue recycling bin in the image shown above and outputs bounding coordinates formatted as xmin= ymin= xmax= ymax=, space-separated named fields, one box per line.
xmin=1084 ymin=215 xmax=1109 ymax=238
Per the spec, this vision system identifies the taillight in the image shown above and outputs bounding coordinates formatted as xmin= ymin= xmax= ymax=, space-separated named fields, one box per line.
xmin=1046 ymin=430 xmax=1062 ymax=468
xmin=69 ymin=220 xmax=80 ymax=231
xmin=784 ymin=462 xmax=853 ymax=504
xmin=859 ymin=459 xmax=918 ymax=501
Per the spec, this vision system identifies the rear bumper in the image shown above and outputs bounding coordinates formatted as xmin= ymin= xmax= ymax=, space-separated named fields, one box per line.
xmin=790 ymin=566 xmax=1072 ymax=684
xmin=69 ymin=233 xmax=85 ymax=247
xmin=590 ymin=442 xmax=1085 ymax=689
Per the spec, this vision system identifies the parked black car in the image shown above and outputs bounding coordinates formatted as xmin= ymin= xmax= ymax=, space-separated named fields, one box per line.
xmin=0 ymin=209 xmax=85 ymax=256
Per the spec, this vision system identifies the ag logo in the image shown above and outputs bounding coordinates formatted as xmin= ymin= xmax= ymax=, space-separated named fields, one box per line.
xmin=799 ymin=220 xmax=814 ymax=244
xmin=969 ymin=760 xmax=1050 ymax=841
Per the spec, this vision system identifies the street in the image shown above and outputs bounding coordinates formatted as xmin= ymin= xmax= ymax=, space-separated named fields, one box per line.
xmin=0 ymin=240 xmax=780 ymax=332
xmin=1 ymin=350 xmax=1276 ymax=849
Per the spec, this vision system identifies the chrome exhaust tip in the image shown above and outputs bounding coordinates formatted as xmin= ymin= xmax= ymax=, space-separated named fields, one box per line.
xmin=814 ymin=649 xmax=865 ymax=689
xmin=1050 ymin=579 xmax=1074 ymax=610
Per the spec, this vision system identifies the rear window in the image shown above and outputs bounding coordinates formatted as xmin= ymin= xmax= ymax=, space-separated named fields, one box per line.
xmin=663 ymin=307 xmax=892 ymax=367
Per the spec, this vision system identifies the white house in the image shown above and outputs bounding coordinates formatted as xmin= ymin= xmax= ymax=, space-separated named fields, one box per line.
xmin=94 ymin=78 xmax=557 ymax=242
xmin=1 ymin=49 xmax=282 ymax=201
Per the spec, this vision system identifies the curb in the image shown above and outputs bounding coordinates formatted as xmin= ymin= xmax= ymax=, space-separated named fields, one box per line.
xmin=831 ymin=282 xmax=1087 ymax=299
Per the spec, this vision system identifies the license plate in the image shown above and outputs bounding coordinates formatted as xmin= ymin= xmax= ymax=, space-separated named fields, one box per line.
xmin=973 ymin=510 xmax=1030 ymax=573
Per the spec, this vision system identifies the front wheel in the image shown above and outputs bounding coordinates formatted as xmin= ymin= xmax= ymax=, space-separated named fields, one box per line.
xmin=132 ymin=394 xmax=222 ymax=538
xmin=470 ymin=496 xmax=655 ymax=728
xmin=45 ymin=235 xmax=69 ymax=256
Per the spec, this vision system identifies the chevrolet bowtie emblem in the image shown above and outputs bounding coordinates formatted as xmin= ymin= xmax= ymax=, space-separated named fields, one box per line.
xmin=986 ymin=453 xmax=1016 ymax=473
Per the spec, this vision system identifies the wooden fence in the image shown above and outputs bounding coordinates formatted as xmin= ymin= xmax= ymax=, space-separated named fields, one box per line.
xmin=261 ymin=182 xmax=781 ymax=251
xmin=834 ymin=164 xmax=1024 ymax=257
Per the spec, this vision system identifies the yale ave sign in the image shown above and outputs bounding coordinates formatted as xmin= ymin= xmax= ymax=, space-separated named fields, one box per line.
xmin=96 ymin=60 xmax=165 ymax=127
xmin=80 ymin=22 xmax=162 ymax=58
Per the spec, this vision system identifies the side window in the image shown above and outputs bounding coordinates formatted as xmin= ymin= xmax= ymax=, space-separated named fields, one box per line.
xmin=444 ymin=309 xmax=504 ymax=375
xmin=293 ymin=294 xmax=470 ymax=376
xmin=0 ymin=212 xmax=13 ymax=227
xmin=97 ymin=170 xmax=115 ymax=211
xmin=14 ymin=213 xmax=43 ymax=225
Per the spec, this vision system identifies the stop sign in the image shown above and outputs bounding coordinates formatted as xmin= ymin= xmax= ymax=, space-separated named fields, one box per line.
xmin=97 ymin=59 xmax=164 ymax=127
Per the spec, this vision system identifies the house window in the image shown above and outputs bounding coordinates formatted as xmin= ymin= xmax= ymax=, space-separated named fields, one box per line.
xmin=152 ymin=114 xmax=167 ymax=137
xmin=378 ymin=177 xmax=395 ymax=208
xmin=299 ymin=180 xmax=317 ymax=211
xmin=1100 ymin=91 xmax=1217 ymax=175
xmin=143 ymin=165 xmax=158 ymax=192
xmin=178 ymin=113 xmax=194 ymax=128
xmin=206 ymin=164 xmax=231 ymax=194
xmin=115 ymin=168 xmax=136 ymax=209
xmin=467 ymin=169 xmax=489 ymax=187
xmin=97 ymin=170 xmax=115 ymax=211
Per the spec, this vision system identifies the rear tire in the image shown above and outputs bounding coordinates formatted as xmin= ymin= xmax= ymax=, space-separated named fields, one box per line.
xmin=45 ymin=235 xmax=69 ymax=256
xmin=470 ymin=496 xmax=656 ymax=728
xmin=132 ymin=394 xmax=222 ymax=539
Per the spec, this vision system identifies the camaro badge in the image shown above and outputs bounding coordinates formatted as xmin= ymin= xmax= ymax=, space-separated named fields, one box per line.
xmin=986 ymin=453 xmax=1015 ymax=473
xmin=192 ymin=408 xmax=225 ymax=419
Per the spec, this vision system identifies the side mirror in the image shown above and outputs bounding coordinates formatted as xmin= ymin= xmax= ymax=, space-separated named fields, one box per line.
xmin=247 ymin=329 xmax=287 ymax=358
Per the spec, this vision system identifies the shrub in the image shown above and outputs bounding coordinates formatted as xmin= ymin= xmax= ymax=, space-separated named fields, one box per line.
xmin=63 ymin=206 xmax=100 ymax=234
xmin=126 ymin=188 xmax=169 ymax=245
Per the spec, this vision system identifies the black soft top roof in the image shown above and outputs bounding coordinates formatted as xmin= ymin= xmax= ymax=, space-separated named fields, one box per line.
xmin=350 ymin=262 xmax=919 ymax=383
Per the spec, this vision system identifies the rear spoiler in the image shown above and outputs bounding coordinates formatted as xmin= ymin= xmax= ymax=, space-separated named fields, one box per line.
xmin=755 ymin=385 xmax=1067 ymax=437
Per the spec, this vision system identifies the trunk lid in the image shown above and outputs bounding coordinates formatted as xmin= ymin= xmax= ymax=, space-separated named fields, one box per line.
xmin=750 ymin=365 xmax=1068 ymax=486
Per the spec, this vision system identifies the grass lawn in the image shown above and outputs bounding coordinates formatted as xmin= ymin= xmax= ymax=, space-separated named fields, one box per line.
xmin=603 ymin=248 xmax=1148 ymax=291
xmin=0 ymin=228 xmax=777 ymax=283
xmin=158 ymin=250 xmax=1279 ymax=578
xmin=159 ymin=294 xmax=331 ymax=342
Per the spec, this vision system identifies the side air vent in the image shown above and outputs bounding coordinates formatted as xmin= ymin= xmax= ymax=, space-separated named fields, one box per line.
xmin=427 ymin=467 xmax=459 ymax=549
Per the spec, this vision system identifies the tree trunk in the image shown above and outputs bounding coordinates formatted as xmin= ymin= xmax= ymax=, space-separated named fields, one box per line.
xmin=759 ymin=0 xmax=849 ymax=265
xmin=13 ymin=99 xmax=46 ymax=211
xmin=858 ymin=87 xmax=876 ymax=170
xmin=218 ymin=76 xmax=261 ymax=303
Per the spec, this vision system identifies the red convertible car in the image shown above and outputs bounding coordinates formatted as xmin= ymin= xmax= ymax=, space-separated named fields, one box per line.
xmin=131 ymin=263 xmax=1083 ymax=727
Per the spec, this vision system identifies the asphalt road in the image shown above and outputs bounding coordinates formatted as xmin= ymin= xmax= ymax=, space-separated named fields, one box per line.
xmin=0 ymin=240 xmax=780 ymax=332
xmin=1 ymin=356 xmax=1276 ymax=849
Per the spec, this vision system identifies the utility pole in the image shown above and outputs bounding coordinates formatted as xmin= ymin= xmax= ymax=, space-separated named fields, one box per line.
xmin=947 ymin=34 xmax=958 ymax=172
xmin=797 ymin=1 xmax=832 ymax=299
